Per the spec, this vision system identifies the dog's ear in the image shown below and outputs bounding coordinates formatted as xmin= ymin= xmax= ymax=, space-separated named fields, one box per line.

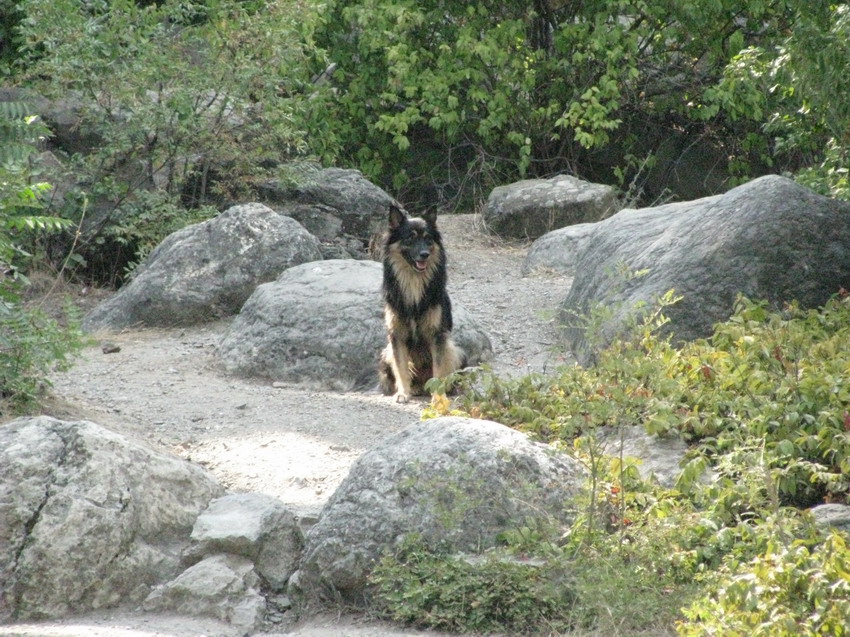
xmin=388 ymin=204 xmax=407 ymax=230
xmin=422 ymin=205 xmax=437 ymax=228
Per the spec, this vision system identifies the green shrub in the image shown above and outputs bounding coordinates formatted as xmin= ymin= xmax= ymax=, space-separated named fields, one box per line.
xmin=444 ymin=295 xmax=850 ymax=507
xmin=680 ymin=532 xmax=850 ymax=636
xmin=697 ymin=4 xmax=850 ymax=200
xmin=0 ymin=290 xmax=84 ymax=414
xmin=0 ymin=101 xmax=83 ymax=413
xmin=371 ymin=535 xmax=575 ymax=635
xmin=412 ymin=293 xmax=850 ymax=634
xmin=369 ymin=457 xmax=710 ymax=635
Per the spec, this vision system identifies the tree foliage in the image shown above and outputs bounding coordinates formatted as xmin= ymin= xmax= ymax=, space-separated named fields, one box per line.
xmin=307 ymin=0 xmax=842 ymax=206
xmin=0 ymin=102 xmax=71 ymax=272
xmin=5 ymin=0 xmax=848 ymax=236
xmin=12 ymin=0 xmax=322 ymax=282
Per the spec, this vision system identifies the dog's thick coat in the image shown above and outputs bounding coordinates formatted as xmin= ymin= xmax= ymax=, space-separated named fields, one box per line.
xmin=379 ymin=205 xmax=465 ymax=402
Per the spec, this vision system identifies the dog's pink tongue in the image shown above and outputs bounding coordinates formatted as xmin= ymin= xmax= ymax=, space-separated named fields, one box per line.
xmin=414 ymin=260 xmax=428 ymax=271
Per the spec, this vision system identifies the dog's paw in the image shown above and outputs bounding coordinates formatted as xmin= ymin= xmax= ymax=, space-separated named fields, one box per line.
xmin=394 ymin=391 xmax=411 ymax=403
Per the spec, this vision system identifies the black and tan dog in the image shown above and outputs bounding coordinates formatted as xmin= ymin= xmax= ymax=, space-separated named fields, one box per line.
xmin=378 ymin=204 xmax=465 ymax=402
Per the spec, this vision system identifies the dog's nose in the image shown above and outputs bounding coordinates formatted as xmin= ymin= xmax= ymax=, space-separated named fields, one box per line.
xmin=419 ymin=250 xmax=430 ymax=259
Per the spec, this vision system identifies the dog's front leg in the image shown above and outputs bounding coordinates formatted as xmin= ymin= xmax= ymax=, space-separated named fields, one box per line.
xmin=385 ymin=311 xmax=415 ymax=403
xmin=389 ymin=338 xmax=414 ymax=403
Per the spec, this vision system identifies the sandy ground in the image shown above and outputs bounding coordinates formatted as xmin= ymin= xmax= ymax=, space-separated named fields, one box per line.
xmin=2 ymin=214 xmax=574 ymax=637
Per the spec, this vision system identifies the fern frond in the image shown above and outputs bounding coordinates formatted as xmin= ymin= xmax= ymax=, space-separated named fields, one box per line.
xmin=0 ymin=100 xmax=49 ymax=166
xmin=2 ymin=215 xmax=72 ymax=233
xmin=0 ymin=141 xmax=39 ymax=166
xmin=0 ymin=101 xmax=33 ymax=120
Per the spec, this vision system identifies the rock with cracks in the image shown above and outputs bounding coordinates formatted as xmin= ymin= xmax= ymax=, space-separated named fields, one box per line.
xmin=83 ymin=203 xmax=321 ymax=331
xmin=0 ymin=416 xmax=225 ymax=622
xmin=560 ymin=175 xmax=850 ymax=365
xmin=293 ymin=416 xmax=587 ymax=606
xmin=143 ymin=554 xmax=266 ymax=630
xmin=484 ymin=174 xmax=618 ymax=240
xmin=217 ymin=260 xmax=492 ymax=391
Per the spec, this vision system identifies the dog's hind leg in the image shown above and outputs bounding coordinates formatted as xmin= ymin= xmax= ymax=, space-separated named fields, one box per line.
xmin=431 ymin=334 xmax=463 ymax=381
xmin=378 ymin=345 xmax=396 ymax=395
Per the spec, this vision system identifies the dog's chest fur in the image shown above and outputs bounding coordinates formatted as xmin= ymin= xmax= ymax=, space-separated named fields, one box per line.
xmin=385 ymin=248 xmax=440 ymax=310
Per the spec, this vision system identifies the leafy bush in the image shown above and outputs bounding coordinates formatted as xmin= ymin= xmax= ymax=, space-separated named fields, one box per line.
xmin=0 ymin=102 xmax=70 ymax=269
xmin=369 ymin=451 xmax=712 ymax=634
xmin=680 ymin=532 xmax=850 ymax=636
xmin=698 ymin=4 xmax=850 ymax=200
xmin=443 ymin=295 xmax=850 ymax=507
xmin=371 ymin=535 xmax=575 ymax=635
xmin=0 ymin=290 xmax=84 ymax=413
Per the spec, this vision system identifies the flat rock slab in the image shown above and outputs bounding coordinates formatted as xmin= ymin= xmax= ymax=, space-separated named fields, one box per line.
xmin=187 ymin=493 xmax=303 ymax=592
xmin=143 ymin=554 xmax=265 ymax=630
xmin=810 ymin=503 xmax=850 ymax=534
xmin=595 ymin=426 xmax=690 ymax=488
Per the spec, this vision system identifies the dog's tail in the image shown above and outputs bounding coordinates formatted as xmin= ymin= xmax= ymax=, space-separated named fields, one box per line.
xmin=457 ymin=344 xmax=469 ymax=371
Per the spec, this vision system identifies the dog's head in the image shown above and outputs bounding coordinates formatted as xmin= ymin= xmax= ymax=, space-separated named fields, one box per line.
xmin=386 ymin=204 xmax=442 ymax=273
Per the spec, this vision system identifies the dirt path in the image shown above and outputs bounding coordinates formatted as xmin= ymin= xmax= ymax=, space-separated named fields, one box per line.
xmin=4 ymin=214 xmax=574 ymax=637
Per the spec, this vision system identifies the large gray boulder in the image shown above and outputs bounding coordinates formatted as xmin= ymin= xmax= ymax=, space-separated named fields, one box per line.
xmin=83 ymin=203 xmax=322 ymax=331
xmin=293 ymin=417 xmax=587 ymax=605
xmin=484 ymin=174 xmax=618 ymax=240
xmin=0 ymin=417 xmax=225 ymax=621
xmin=560 ymin=175 xmax=850 ymax=364
xmin=218 ymin=260 xmax=492 ymax=390
xmin=259 ymin=167 xmax=396 ymax=258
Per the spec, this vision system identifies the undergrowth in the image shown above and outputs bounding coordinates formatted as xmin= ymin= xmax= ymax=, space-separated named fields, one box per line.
xmin=0 ymin=287 xmax=84 ymax=414
xmin=373 ymin=294 xmax=850 ymax=635
xmin=0 ymin=101 xmax=84 ymax=415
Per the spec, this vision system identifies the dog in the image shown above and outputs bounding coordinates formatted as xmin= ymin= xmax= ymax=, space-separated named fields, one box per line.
xmin=378 ymin=204 xmax=465 ymax=402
